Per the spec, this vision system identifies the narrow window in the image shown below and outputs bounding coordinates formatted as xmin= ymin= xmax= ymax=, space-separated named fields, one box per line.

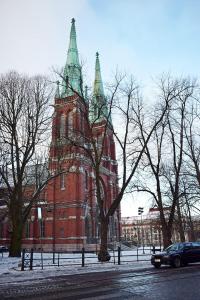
xmin=40 ymin=220 xmax=45 ymax=238
xmin=60 ymin=173 xmax=65 ymax=190
xmin=60 ymin=114 xmax=65 ymax=138
xmin=85 ymin=171 xmax=88 ymax=190
xmin=80 ymin=111 xmax=84 ymax=134
xmin=67 ymin=110 xmax=73 ymax=137
xmin=60 ymin=228 xmax=64 ymax=238
xmin=25 ymin=221 xmax=30 ymax=238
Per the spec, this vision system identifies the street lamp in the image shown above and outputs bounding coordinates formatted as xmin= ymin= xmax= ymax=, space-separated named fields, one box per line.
xmin=38 ymin=207 xmax=43 ymax=269
xmin=138 ymin=207 xmax=144 ymax=254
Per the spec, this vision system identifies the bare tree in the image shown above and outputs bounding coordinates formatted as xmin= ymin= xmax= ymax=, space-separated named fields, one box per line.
xmin=134 ymin=75 xmax=196 ymax=248
xmin=185 ymin=99 xmax=200 ymax=187
xmin=0 ymin=71 xmax=56 ymax=257
xmin=57 ymin=71 xmax=172 ymax=260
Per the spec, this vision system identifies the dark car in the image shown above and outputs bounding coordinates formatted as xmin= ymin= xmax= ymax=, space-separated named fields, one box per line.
xmin=151 ymin=242 xmax=200 ymax=268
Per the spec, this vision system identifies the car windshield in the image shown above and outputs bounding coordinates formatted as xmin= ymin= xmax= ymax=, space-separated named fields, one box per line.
xmin=165 ymin=243 xmax=183 ymax=252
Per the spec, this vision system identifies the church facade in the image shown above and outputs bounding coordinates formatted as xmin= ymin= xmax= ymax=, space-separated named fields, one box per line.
xmin=0 ymin=19 xmax=120 ymax=251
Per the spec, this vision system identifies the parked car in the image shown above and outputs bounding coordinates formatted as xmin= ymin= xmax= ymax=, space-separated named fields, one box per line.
xmin=0 ymin=246 xmax=9 ymax=253
xmin=151 ymin=242 xmax=200 ymax=268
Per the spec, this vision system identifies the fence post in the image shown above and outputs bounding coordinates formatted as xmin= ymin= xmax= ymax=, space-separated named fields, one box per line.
xmin=82 ymin=247 xmax=85 ymax=267
xmin=113 ymin=248 xmax=116 ymax=265
xmin=30 ymin=248 xmax=33 ymax=271
xmin=58 ymin=252 xmax=60 ymax=267
xmin=41 ymin=248 xmax=43 ymax=270
xmin=53 ymin=251 xmax=55 ymax=264
xmin=137 ymin=246 xmax=139 ymax=261
xmin=117 ymin=246 xmax=121 ymax=265
xmin=21 ymin=249 xmax=25 ymax=271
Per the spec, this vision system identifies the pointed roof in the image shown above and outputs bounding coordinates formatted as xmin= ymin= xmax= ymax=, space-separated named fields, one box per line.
xmin=93 ymin=52 xmax=104 ymax=98
xmin=61 ymin=18 xmax=83 ymax=97
xmin=66 ymin=18 xmax=80 ymax=67
xmin=55 ymin=81 xmax=60 ymax=99
xmin=90 ymin=53 xmax=111 ymax=124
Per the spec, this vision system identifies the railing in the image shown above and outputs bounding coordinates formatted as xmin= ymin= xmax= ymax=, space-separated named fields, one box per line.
xmin=21 ymin=246 xmax=162 ymax=271
xmin=0 ymin=247 xmax=9 ymax=258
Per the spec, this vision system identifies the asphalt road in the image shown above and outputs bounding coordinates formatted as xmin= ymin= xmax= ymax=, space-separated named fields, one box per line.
xmin=1 ymin=264 xmax=200 ymax=300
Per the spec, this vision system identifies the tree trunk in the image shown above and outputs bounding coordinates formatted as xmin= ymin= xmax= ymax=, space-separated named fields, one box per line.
xmin=189 ymin=221 xmax=196 ymax=241
xmin=186 ymin=197 xmax=195 ymax=241
xmin=161 ymin=222 xmax=172 ymax=249
xmin=9 ymin=217 xmax=23 ymax=257
xmin=158 ymin=208 xmax=172 ymax=249
xmin=188 ymin=218 xmax=195 ymax=241
xmin=176 ymin=201 xmax=185 ymax=242
xmin=98 ymin=218 xmax=111 ymax=262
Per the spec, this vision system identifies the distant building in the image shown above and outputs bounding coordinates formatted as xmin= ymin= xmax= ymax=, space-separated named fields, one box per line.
xmin=121 ymin=207 xmax=200 ymax=246
xmin=0 ymin=19 xmax=120 ymax=251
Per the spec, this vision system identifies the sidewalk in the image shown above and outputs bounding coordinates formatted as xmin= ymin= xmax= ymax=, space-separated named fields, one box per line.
xmin=0 ymin=253 xmax=152 ymax=285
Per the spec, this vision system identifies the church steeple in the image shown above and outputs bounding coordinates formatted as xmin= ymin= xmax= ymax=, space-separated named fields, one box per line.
xmin=93 ymin=52 xmax=104 ymax=99
xmin=90 ymin=53 xmax=110 ymax=123
xmin=55 ymin=81 xmax=60 ymax=99
xmin=61 ymin=18 xmax=83 ymax=97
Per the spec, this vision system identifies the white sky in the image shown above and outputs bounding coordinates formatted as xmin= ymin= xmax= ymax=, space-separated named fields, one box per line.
xmin=1 ymin=0 xmax=200 ymax=83
xmin=0 ymin=0 xmax=199 ymax=216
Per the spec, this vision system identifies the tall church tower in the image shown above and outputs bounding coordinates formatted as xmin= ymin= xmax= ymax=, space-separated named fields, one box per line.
xmin=47 ymin=18 xmax=90 ymax=251
xmin=90 ymin=53 xmax=119 ymax=239
xmin=39 ymin=19 xmax=120 ymax=251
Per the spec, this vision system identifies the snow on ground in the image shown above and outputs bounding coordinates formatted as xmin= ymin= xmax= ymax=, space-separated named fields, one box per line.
xmin=0 ymin=248 xmax=152 ymax=284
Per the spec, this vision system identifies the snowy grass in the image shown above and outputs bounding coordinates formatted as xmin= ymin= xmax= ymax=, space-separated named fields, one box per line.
xmin=0 ymin=248 xmax=153 ymax=284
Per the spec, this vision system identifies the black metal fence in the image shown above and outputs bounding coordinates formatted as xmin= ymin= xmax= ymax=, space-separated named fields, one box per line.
xmin=21 ymin=246 xmax=162 ymax=271
xmin=0 ymin=246 xmax=9 ymax=258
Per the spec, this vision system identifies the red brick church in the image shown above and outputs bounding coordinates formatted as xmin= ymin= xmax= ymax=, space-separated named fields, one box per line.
xmin=0 ymin=19 xmax=120 ymax=251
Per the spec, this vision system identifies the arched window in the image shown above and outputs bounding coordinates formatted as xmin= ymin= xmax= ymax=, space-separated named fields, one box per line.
xmin=25 ymin=221 xmax=30 ymax=238
xmin=40 ymin=220 xmax=45 ymax=238
xmin=85 ymin=215 xmax=92 ymax=243
xmin=85 ymin=170 xmax=88 ymax=190
xmin=60 ymin=114 xmax=65 ymax=138
xmin=60 ymin=173 xmax=65 ymax=190
xmin=80 ymin=110 xmax=84 ymax=134
xmin=67 ymin=110 xmax=73 ymax=137
xmin=60 ymin=228 xmax=64 ymax=238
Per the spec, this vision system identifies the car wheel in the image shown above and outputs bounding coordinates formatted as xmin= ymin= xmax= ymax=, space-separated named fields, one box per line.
xmin=154 ymin=263 xmax=161 ymax=269
xmin=173 ymin=257 xmax=181 ymax=268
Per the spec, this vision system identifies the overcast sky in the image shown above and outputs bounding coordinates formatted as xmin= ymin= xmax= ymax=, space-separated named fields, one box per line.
xmin=1 ymin=0 xmax=199 ymax=216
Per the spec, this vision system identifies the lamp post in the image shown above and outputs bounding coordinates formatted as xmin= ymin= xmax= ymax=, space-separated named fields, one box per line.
xmin=138 ymin=207 xmax=144 ymax=254
xmin=37 ymin=207 xmax=43 ymax=269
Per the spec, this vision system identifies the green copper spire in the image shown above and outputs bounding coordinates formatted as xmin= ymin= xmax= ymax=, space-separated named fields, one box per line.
xmin=67 ymin=18 xmax=79 ymax=66
xmin=61 ymin=18 xmax=83 ymax=97
xmin=93 ymin=52 xmax=104 ymax=98
xmin=90 ymin=53 xmax=110 ymax=123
